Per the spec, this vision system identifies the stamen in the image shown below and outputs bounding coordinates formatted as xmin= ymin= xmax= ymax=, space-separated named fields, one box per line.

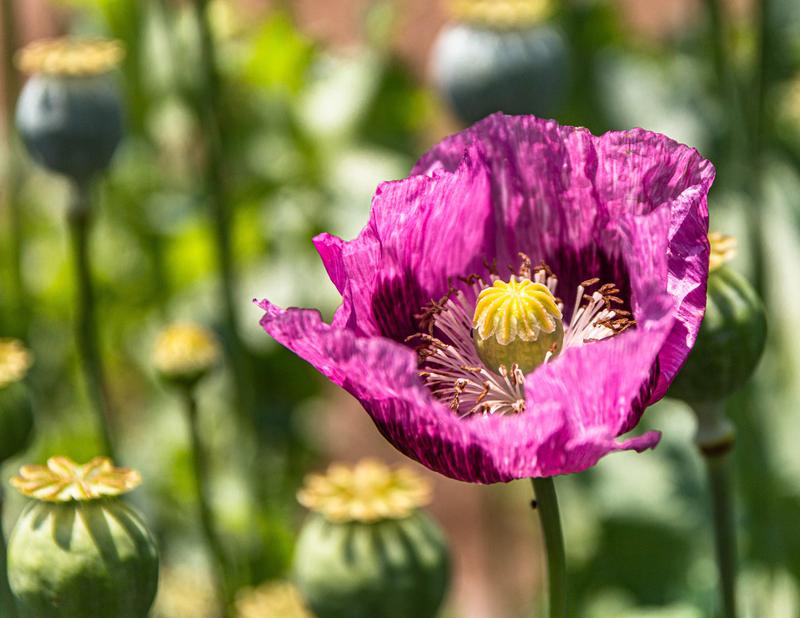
xmin=411 ymin=263 xmax=634 ymax=418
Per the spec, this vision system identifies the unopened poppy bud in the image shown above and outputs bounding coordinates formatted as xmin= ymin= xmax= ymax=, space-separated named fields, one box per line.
xmin=431 ymin=0 xmax=569 ymax=124
xmin=15 ymin=38 xmax=125 ymax=183
xmin=0 ymin=339 xmax=34 ymax=463
xmin=153 ymin=323 xmax=221 ymax=388
xmin=670 ymin=233 xmax=767 ymax=404
xmin=293 ymin=459 xmax=450 ymax=618
xmin=7 ymin=457 xmax=159 ymax=618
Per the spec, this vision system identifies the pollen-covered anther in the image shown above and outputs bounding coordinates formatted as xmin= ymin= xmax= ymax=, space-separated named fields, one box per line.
xmin=472 ymin=275 xmax=564 ymax=374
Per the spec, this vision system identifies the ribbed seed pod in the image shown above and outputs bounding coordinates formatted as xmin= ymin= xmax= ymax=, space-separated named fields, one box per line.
xmin=0 ymin=339 xmax=34 ymax=464
xmin=670 ymin=234 xmax=767 ymax=404
xmin=15 ymin=39 xmax=125 ymax=183
xmin=7 ymin=457 xmax=159 ymax=618
xmin=431 ymin=1 xmax=569 ymax=124
xmin=293 ymin=460 xmax=450 ymax=618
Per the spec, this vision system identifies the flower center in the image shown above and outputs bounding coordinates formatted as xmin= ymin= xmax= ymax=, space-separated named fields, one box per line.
xmin=472 ymin=275 xmax=563 ymax=374
xmin=408 ymin=255 xmax=635 ymax=417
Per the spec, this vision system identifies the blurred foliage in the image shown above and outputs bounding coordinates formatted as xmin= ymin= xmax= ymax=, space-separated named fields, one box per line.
xmin=1 ymin=0 xmax=800 ymax=616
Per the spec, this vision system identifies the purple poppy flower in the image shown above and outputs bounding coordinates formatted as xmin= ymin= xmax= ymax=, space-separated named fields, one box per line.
xmin=257 ymin=114 xmax=714 ymax=483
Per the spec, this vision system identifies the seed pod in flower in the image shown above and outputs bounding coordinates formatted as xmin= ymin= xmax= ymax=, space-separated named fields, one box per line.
xmin=293 ymin=459 xmax=450 ymax=618
xmin=472 ymin=275 xmax=564 ymax=374
xmin=7 ymin=457 xmax=159 ymax=618
xmin=0 ymin=339 xmax=34 ymax=464
xmin=15 ymin=38 xmax=125 ymax=183
xmin=153 ymin=322 xmax=221 ymax=389
xmin=670 ymin=233 xmax=767 ymax=404
xmin=431 ymin=0 xmax=569 ymax=125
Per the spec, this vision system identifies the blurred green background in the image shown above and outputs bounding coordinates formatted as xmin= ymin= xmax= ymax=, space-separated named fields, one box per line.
xmin=2 ymin=0 xmax=800 ymax=616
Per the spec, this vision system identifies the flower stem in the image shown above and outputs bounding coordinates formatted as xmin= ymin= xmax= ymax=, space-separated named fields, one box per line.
xmin=190 ymin=0 xmax=253 ymax=422
xmin=531 ymin=477 xmax=567 ymax=618
xmin=67 ymin=182 xmax=116 ymax=460
xmin=1 ymin=0 xmax=26 ymax=338
xmin=693 ymin=402 xmax=738 ymax=618
xmin=706 ymin=452 xmax=738 ymax=618
xmin=182 ymin=387 xmax=232 ymax=617
xmin=0 ymin=487 xmax=18 ymax=618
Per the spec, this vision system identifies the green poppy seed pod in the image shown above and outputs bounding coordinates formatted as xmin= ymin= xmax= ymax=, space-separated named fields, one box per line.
xmin=472 ymin=275 xmax=564 ymax=374
xmin=670 ymin=234 xmax=767 ymax=404
xmin=293 ymin=460 xmax=450 ymax=618
xmin=0 ymin=339 xmax=34 ymax=463
xmin=7 ymin=457 xmax=159 ymax=618
xmin=15 ymin=39 xmax=125 ymax=183
xmin=431 ymin=0 xmax=569 ymax=124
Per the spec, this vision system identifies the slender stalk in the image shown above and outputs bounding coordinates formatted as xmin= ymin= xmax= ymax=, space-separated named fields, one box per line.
xmin=531 ymin=477 xmax=567 ymax=618
xmin=182 ymin=387 xmax=231 ymax=617
xmin=694 ymin=402 xmax=738 ymax=618
xmin=1 ymin=0 xmax=25 ymax=337
xmin=190 ymin=0 xmax=252 ymax=420
xmin=67 ymin=183 xmax=116 ymax=459
xmin=0 ymin=487 xmax=18 ymax=618
xmin=706 ymin=452 xmax=738 ymax=618
xmin=747 ymin=0 xmax=771 ymax=298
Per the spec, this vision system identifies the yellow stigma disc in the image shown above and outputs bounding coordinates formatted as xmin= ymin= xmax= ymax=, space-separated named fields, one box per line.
xmin=708 ymin=232 xmax=737 ymax=272
xmin=473 ymin=276 xmax=562 ymax=346
xmin=16 ymin=38 xmax=125 ymax=77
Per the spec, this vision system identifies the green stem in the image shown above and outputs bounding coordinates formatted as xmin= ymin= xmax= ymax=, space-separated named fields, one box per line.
xmin=693 ymin=402 xmax=738 ymax=618
xmin=183 ymin=388 xmax=232 ymax=617
xmin=191 ymin=0 xmax=252 ymax=421
xmin=706 ymin=452 xmax=738 ymax=618
xmin=531 ymin=477 xmax=567 ymax=618
xmin=1 ymin=0 xmax=25 ymax=337
xmin=67 ymin=183 xmax=116 ymax=460
xmin=0 ymin=487 xmax=18 ymax=618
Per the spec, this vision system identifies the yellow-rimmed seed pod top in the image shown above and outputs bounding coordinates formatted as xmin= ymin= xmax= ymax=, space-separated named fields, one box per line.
xmin=153 ymin=322 xmax=221 ymax=385
xmin=0 ymin=339 xmax=32 ymax=390
xmin=235 ymin=582 xmax=311 ymax=618
xmin=298 ymin=459 xmax=433 ymax=523
xmin=709 ymin=232 xmax=736 ymax=272
xmin=16 ymin=38 xmax=125 ymax=77
xmin=474 ymin=276 xmax=562 ymax=345
xmin=448 ymin=0 xmax=553 ymax=29
xmin=11 ymin=456 xmax=141 ymax=502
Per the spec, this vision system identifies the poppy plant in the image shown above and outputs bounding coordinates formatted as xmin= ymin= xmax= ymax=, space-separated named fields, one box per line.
xmin=257 ymin=114 xmax=714 ymax=485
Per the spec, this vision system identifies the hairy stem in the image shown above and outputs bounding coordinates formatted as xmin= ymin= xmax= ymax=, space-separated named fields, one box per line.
xmin=67 ymin=183 xmax=116 ymax=459
xmin=531 ymin=476 xmax=567 ymax=618
xmin=183 ymin=388 xmax=232 ymax=616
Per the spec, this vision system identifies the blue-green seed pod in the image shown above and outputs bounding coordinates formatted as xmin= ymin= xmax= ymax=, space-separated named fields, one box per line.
xmin=670 ymin=235 xmax=767 ymax=404
xmin=293 ymin=460 xmax=450 ymax=618
xmin=431 ymin=6 xmax=569 ymax=125
xmin=0 ymin=339 xmax=34 ymax=464
xmin=15 ymin=39 xmax=125 ymax=183
xmin=7 ymin=457 xmax=158 ymax=618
